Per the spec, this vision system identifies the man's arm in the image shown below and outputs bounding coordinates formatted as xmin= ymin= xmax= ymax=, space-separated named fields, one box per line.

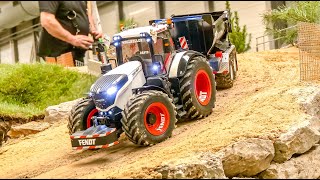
xmin=40 ymin=12 xmax=93 ymax=49
xmin=87 ymin=1 xmax=103 ymax=39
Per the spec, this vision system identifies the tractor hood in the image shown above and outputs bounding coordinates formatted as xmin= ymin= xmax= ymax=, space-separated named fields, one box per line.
xmin=90 ymin=61 xmax=143 ymax=111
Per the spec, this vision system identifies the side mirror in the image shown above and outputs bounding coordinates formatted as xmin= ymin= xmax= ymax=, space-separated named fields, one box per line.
xmin=101 ymin=63 xmax=112 ymax=74
xmin=163 ymin=38 xmax=171 ymax=53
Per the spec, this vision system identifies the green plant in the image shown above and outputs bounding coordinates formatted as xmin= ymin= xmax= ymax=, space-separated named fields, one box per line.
xmin=262 ymin=1 xmax=320 ymax=45
xmin=117 ymin=18 xmax=138 ymax=32
xmin=0 ymin=63 xmax=98 ymax=118
xmin=226 ymin=1 xmax=252 ymax=53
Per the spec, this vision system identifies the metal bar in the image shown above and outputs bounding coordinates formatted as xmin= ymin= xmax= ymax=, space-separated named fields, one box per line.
xmin=0 ymin=23 xmax=41 ymax=42
xmin=0 ymin=27 xmax=41 ymax=46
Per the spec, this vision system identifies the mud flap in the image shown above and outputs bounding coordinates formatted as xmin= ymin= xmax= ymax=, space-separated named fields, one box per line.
xmin=70 ymin=125 xmax=119 ymax=150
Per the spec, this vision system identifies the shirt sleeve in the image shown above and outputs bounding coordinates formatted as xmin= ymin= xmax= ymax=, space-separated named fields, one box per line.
xmin=38 ymin=1 xmax=60 ymax=15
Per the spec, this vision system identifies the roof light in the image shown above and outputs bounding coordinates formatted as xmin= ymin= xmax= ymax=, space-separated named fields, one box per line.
xmin=166 ymin=18 xmax=172 ymax=25
xmin=113 ymin=35 xmax=121 ymax=41
xmin=140 ymin=32 xmax=146 ymax=37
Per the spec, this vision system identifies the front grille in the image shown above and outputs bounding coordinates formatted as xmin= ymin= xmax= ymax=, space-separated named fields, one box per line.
xmin=90 ymin=74 xmax=122 ymax=93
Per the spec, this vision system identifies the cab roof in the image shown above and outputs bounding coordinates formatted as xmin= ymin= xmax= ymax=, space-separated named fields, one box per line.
xmin=113 ymin=24 xmax=168 ymax=39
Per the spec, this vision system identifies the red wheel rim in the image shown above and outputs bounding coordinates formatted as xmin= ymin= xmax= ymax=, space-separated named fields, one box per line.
xmin=194 ymin=69 xmax=211 ymax=106
xmin=87 ymin=109 xmax=98 ymax=128
xmin=144 ymin=102 xmax=170 ymax=136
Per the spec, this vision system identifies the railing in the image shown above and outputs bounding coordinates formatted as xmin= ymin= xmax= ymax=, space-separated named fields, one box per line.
xmin=255 ymin=25 xmax=298 ymax=52
xmin=0 ymin=23 xmax=41 ymax=46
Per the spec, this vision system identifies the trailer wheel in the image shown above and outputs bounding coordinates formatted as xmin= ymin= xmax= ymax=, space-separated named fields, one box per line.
xmin=215 ymin=59 xmax=235 ymax=89
xmin=67 ymin=97 xmax=98 ymax=134
xmin=121 ymin=90 xmax=177 ymax=146
xmin=0 ymin=120 xmax=11 ymax=147
xmin=216 ymin=51 xmax=237 ymax=89
xmin=179 ymin=56 xmax=216 ymax=120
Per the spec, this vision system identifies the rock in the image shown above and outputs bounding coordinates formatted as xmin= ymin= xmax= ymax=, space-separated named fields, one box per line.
xmin=8 ymin=121 xmax=51 ymax=138
xmin=273 ymin=120 xmax=320 ymax=163
xmin=218 ymin=138 xmax=274 ymax=177
xmin=44 ymin=98 xmax=81 ymax=123
xmin=259 ymin=145 xmax=320 ymax=179
xmin=155 ymin=152 xmax=227 ymax=179
xmin=288 ymin=85 xmax=320 ymax=117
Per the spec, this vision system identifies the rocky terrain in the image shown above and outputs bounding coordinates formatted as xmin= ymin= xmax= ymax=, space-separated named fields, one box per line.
xmin=0 ymin=47 xmax=319 ymax=179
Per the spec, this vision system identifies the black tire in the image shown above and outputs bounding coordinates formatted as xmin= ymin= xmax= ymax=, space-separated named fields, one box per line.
xmin=179 ymin=56 xmax=216 ymax=120
xmin=121 ymin=90 xmax=177 ymax=146
xmin=67 ymin=97 xmax=98 ymax=134
xmin=0 ymin=120 xmax=11 ymax=147
xmin=215 ymin=60 xmax=235 ymax=89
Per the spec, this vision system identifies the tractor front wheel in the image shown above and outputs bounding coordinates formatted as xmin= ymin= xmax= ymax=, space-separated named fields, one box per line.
xmin=121 ymin=90 xmax=177 ymax=146
xmin=67 ymin=97 xmax=98 ymax=134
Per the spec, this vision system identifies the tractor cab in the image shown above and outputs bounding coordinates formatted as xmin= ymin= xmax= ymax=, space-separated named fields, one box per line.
xmin=111 ymin=24 xmax=175 ymax=78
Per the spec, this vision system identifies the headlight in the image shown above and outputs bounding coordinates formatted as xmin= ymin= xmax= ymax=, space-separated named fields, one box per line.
xmin=113 ymin=35 xmax=121 ymax=41
xmin=107 ymin=86 xmax=117 ymax=95
xmin=146 ymin=38 xmax=151 ymax=42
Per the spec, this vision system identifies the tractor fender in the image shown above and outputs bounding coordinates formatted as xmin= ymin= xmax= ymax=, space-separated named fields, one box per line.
xmin=168 ymin=50 xmax=206 ymax=78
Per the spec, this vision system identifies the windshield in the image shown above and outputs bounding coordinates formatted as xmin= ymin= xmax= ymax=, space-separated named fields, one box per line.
xmin=121 ymin=38 xmax=152 ymax=63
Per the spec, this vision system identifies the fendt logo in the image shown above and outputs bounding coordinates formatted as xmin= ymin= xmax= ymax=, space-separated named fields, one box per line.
xmin=199 ymin=91 xmax=207 ymax=102
xmin=78 ymin=139 xmax=96 ymax=146
xmin=156 ymin=113 xmax=166 ymax=131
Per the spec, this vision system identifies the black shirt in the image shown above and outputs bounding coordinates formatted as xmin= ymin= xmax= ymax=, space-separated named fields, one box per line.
xmin=38 ymin=1 xmax=89 ymax=57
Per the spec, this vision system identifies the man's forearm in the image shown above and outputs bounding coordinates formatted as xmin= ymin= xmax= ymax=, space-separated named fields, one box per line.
xmin=40 ymin=12 xmax=75 ymax=44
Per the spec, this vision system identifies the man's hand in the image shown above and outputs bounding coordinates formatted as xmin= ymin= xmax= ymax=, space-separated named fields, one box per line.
xmin=70 ymin=35 xmax=94 ymax=50
xmin=90 ymin=30 xmax=104 ymax=40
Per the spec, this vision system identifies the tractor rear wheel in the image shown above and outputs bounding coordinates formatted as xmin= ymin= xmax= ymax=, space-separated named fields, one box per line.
xmin=121 ymin=90 xmax=177 ymax=146
xmin=179 ymin=56 xmax=216 ymax=120
xmin=67 ymin=97 xmax=98 ymax=134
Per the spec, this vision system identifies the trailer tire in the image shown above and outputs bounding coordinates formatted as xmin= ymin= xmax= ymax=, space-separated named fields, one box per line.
xmin=215 ymin=60 xmax=235 ymax=89
xmin=179 ymin=56 xmax=216 ymax=120
xmin=0 ymin=120 xmax=11 ymax=147
xmin=121 ymin=90 xmax=177 ymax=146
xmin=67 ymin=97 xmax=98 ymax=134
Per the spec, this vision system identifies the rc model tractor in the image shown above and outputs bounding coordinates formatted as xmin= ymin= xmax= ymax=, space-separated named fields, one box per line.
xmin=68 ymin=10 xmax=236 ymax=150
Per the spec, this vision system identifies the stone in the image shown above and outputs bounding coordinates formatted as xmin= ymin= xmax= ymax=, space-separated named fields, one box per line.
xmin=43 ymin=98 xmax=81 ymax=123
xmin=273 ymin=120 xmax=320 ymax=163
xmin=218 ymin=138 xmax=274 ymax=177
xmin=8 ymin=121 xmax=50 ymax=138
xmin=155 ymin=152 xmax=227 ymax=179
xmin=259 ymin=145 xmax=320 ymax=179
xmin=288 ymin=85 xmax=320 ymax=117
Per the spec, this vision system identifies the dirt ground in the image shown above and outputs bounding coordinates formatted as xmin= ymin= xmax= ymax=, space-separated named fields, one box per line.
xmin=0 ymin=47 xmax=318 ymax=178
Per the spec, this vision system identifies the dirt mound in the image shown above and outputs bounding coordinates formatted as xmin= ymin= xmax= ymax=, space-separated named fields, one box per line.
xmin=0 ymin=47 xmax=319 ymax=178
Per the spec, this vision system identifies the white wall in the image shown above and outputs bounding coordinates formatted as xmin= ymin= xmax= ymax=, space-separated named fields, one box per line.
xmin=123 ymin=1 xmax=158 ymax=27
xmin=0 ymin=29 xmax=14 ymax=64
xmin=16 ymin=21 xmax=34 ymax=63
xmin=17 ymin=35 xmax=34 ymax=64
xmin=98 ymin=2 xmax=119 ymax=37
xmin=165 ymin=1 xmax=207 ymax=17
xmin=0 ymin=43 xmax=14 ymax=64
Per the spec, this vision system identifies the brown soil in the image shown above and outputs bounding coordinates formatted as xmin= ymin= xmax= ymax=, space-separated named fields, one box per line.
xmin=0 ymin=47 xmax=319 ymax=178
